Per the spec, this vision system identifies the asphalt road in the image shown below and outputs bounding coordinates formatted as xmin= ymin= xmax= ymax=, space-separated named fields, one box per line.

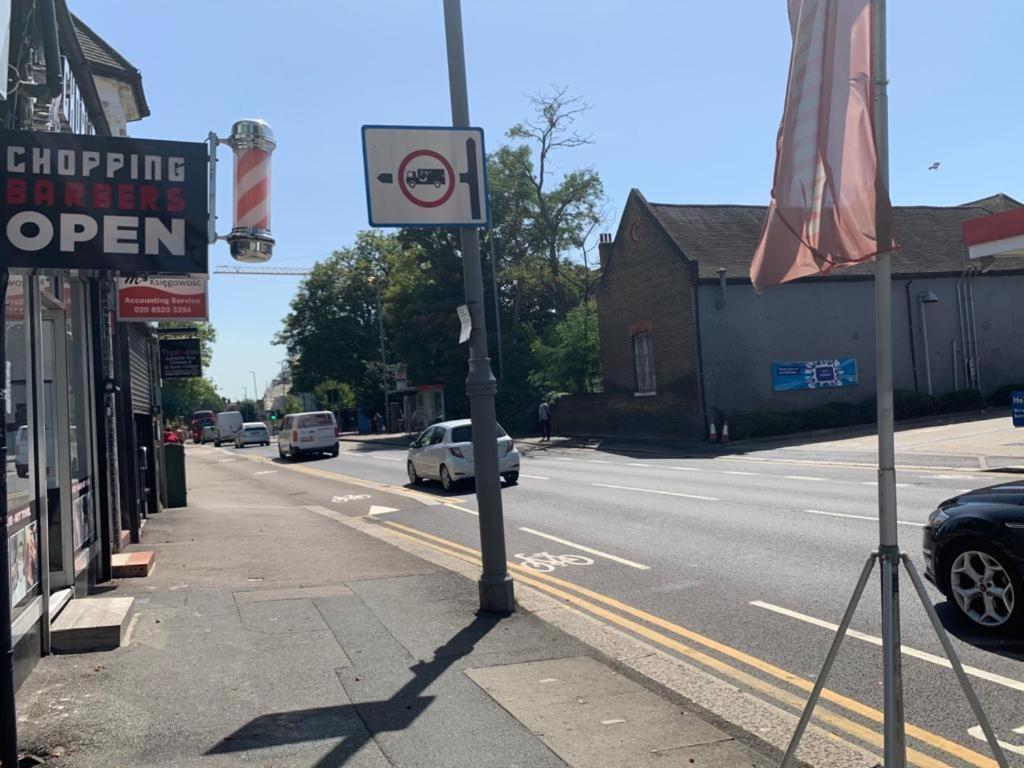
xmin=226 ymin=437 xmax=1024 ymax=767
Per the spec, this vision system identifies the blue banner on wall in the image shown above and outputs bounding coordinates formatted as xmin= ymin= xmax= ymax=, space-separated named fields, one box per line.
xmin=772 ymin=358 xmax=858 ymax=391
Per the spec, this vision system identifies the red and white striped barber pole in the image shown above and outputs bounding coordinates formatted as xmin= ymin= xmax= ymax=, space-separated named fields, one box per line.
xmin=225 ymin=119 xmax=276 ymax=262
xmin=962 ymin=207 xmax=1024 ymax=261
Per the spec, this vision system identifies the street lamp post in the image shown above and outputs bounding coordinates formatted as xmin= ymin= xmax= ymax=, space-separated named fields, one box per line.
xmin=250 ymin=370 xmax=259 ymax=414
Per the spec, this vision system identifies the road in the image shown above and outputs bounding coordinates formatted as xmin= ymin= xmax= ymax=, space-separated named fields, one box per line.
xmin=217 ymin=436 xmax=1024 ymax=767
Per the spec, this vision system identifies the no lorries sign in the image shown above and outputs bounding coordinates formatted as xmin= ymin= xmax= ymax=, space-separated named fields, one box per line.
xmin=362 ymin=125 xmax=488 ymax=227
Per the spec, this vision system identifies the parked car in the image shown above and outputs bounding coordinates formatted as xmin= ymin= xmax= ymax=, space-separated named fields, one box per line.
xmin=14 ymin=426 xmax=29 ymax=478
xmin=406 ymin=419 xmax=519 ymax=491
xmin=201 ymin=424 xmax=216 ymax=444
xmin=277 ymin=411 xmax=339 ymax=460
xmin=923 ymin=481 xmax=1024 ymax=633
xmin=214 ymin=410 xmax=244 ymax=447
xmin=235 ymin=422 xmax=270 ymax=448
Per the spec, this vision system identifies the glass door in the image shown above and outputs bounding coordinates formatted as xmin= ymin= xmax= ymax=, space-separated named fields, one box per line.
xmin=41 ymin=308 xmax=72 ymax=589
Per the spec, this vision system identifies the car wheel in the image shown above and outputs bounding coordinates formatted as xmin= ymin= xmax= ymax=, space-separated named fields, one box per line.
xmin=503 ymin=471 xmax=519 ymax=485
xmin=330 ymin=445 xmax=339 ymax=457
xmin=440 ymin=465 xmax=455 ymax=492
xmin=407 ymin=461 xmax=421 ymax=485
xmin=278 ymin=446 xmax=286 ymax=459
xmin=946 ymin=540 xmax=1022 ymax=631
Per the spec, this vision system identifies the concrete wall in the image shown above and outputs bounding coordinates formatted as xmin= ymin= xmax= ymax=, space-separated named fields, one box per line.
xmin=698 ymin=272 xmax=1024 ymax=417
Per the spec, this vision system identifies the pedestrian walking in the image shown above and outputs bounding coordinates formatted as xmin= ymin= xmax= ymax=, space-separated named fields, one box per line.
xmin=373 ymin=411 xmax=384 ymax=434
xmin=538 ymin=400 xmax=551 ymax=442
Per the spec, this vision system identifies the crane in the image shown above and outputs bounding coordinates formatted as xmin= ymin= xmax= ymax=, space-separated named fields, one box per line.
xmin=213 ymin=264 xmax=312 ymax=275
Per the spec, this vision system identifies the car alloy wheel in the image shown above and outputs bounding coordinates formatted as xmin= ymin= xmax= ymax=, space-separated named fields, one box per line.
xmin=949 ymin=548 xmax=1016 ymax=628
xmin=440 ymin=465 xmax=454 ymax=491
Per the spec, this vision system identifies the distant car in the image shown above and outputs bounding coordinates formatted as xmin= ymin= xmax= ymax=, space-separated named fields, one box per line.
xmin=277 ymin=411 xmax=339 ymax=460
xmin=924 ymin=481 xmax=1024 ymax=633
xmin=215 ymin=410 xmax=244 ymax=447
xmin=406 ymin=419 xmax=519 ymax=491
xmin=235 ymin=422 xmax=270 ymax=448
xmin=14 ymin=426 xmax=28 ymax=478
xmin=201 ymin=424 xmax=216 ymax=444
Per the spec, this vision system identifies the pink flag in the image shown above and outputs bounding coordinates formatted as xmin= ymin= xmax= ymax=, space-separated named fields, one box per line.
xmin=750 ymin=0 xmax=896 ymax=292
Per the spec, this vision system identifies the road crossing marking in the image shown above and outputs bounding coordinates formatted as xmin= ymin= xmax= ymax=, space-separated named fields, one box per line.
xmin=750 ymin=601 xmax=1024 ymax=693
xmin=593 ymin=483 xmax=718 ymax=502
xmin=519 ymin=527 xmax=650 ymax=570
xmin=803 ymin=509 xmax=924 ymax=527
xmin=379 ymin=521 xmax=993 ymax=768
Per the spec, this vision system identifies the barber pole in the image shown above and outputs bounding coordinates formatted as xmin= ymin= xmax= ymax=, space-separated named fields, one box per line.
xmin=225 ymin=119 xmax=276 ymax=262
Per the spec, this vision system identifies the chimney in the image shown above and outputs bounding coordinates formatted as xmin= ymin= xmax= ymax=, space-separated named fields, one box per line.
xmin=598 ymin=233 xmax=613 ymax=268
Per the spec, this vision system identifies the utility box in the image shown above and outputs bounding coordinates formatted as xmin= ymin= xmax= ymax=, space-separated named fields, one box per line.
xmin=164 ymin=443 xmax=187 ymax=508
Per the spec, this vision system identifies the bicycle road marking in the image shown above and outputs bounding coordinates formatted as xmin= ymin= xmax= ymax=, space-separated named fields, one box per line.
xmin=519 ymin=527 xmax=649 ymax=570
xmin=513 ymin=551 xmax=594 ymax=572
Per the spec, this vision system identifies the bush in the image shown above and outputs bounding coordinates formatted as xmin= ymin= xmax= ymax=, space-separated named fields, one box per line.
xmin=728 ymin=411 xmax=804 ymax=440
xmin=988 ymin=383 xmax=1024 ymax=407
xmin=893 ymin=390 xmax=939 ymax=420
xmin=937 ymin=388 xmax=986 ymax=414
xmin=796 ymin=402 xmax=865 ymax=431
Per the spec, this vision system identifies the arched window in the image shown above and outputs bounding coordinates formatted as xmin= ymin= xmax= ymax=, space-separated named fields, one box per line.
xmin=633 ymin=332 xmax=656 ymax=395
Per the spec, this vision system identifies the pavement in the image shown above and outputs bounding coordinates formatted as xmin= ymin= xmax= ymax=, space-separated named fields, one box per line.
xmin=17 ymin=446 xmax=795 ymax=768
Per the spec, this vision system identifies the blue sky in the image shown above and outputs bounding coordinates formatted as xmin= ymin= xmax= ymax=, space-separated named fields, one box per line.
xmin=76 ymin=1 xmax=1023 ymax=402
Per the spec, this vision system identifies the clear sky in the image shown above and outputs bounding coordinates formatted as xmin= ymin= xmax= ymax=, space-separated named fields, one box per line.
xmin=76 ymin=1 xmax=1023 ymax=402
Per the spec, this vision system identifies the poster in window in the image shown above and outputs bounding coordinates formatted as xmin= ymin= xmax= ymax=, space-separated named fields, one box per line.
xmin=9 ymin=521 xmax=38 ymax=608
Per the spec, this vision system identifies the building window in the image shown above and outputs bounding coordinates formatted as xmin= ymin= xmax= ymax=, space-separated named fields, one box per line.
xmin=633 ymin=332 xmax=656 ymax=395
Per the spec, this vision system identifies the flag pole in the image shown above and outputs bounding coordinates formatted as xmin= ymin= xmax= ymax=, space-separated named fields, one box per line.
xmin=870 ymin=0 xmax=908 ymax=764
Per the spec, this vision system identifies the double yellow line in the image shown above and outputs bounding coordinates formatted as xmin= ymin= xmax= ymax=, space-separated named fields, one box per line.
xmin=381 ymin=520 xmax=998 ymax=768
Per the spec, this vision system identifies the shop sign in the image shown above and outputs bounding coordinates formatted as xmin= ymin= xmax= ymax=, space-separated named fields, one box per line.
xmin=772 ymin=358 xmax=859 ymax=391
xmin=159 ymin=338 xmax=202 ymax=380
xmin=116 ymin=274 xmax=208 ymax=322
xmin=0 ymin=130 xmax=208 ymax=272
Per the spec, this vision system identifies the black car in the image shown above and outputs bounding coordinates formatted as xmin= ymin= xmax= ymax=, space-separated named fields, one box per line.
xmin=923 ymin=481 xmax=1024 ymax=633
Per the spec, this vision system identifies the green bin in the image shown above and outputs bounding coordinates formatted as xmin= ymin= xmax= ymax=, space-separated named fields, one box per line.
xmin=164 ymin=443 xmax=187 ymax=508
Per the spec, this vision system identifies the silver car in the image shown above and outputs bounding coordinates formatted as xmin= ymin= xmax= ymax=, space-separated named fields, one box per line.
xmin=235 ymin=422 xmax=271 ymax=448
xmin=407 ymin=419 xmax=519 ymax=491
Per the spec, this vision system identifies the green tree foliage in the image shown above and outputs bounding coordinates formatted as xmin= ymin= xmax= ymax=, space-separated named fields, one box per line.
xmin=313 ymin=379 xmax=356 ymax=410
xmin=529 ymin=301 xmax=601 ymax=395
xmin=161 ymin=377 xmax=223 ymax=423
xmin=275 ymin=232 xmax=396 ymax=392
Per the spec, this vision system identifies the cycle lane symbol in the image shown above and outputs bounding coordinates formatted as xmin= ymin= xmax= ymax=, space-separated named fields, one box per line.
xmin=514 ymin=551 xmax=594 ymax=572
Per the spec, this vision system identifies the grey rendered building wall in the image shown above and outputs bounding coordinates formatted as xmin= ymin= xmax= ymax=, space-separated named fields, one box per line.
xmin=697 ymin=272 xmax=1024 ymax=417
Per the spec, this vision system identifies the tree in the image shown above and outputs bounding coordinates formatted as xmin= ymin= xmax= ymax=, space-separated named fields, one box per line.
xmin=529 ymin=301 xmax=601 ymax=395
xmin=274 ymin=231 xmax=396 ymax=392
xmin=161 ymin=377 xmax=223 ymax=423
xmin=314 ymin=379 xmax=356 ymax=410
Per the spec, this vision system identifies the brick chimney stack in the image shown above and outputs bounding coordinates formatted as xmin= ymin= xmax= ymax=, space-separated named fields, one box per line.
xmin=598 ymin=233 xmax=613 ymax=268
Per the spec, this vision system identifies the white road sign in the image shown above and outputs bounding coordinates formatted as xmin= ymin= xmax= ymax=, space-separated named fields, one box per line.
xmin=362 ymin=125 xmax=489 ymax=227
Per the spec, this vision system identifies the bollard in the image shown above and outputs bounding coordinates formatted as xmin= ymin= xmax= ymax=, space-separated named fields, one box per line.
xmin=164 ymin=443 xmax=187 ymax=508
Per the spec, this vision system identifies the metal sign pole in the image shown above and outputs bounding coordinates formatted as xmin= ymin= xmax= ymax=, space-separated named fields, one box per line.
xmin=442 ymin=0 xmax=514 ymax=612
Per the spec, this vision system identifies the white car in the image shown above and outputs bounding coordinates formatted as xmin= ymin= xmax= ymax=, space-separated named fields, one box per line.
xmin=235 ymin=422 xmax=270 ymax=448
xmin=407 ymin=419 xmax=519 ymax=491
xmin=277 ymin=411 xmax=339 ymax=460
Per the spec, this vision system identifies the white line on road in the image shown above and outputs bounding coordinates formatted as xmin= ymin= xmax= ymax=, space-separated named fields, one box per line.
xmin=519 ymin=474 xmax=551 ymax=480
xmin=785 ymin=475 xmax=825 ymax=482
xmin=554 ymin=457 xmax=578 ymax=461
xmin=860 ymin=481 xmax=913 ymax=488
xmin=669 ymin=466 xmax=700 ymax=472
xmin=593 ymin=483 xmax=718 ymax=501
xmin=519 ymin=527 xmax=650 ymax=570
xmin=445 ymin=503 xmax=478 ymax=516
xmin=966 ymin=726 xmax=1024 ymax=757
xmin=749 ymin=601 xmax=1024 ymax=694
xmin=372 ymin=455 xmax=404 ymax=461
xmin=627 ymin=462 xmax=653 ymax=467
xmin=588 ymin=460 xmax=613 ymax=464
xmin=722 ymin=471 xmax=759 ymax=476
xmin=803 ymin=509 xmax=924 ymax=527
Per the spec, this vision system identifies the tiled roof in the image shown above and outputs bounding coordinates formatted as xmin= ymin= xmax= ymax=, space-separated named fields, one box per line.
xmin=638 ymin=192 xmax=1024 ymax=281
xmin=70 ymin=14 xmax=136 ymax=74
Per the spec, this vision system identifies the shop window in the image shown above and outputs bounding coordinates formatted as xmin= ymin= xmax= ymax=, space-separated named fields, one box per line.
xmin=66 ymin=281 xmax=95 ymax=554
xmin=633 ymin=332 xmax=656 ymax=395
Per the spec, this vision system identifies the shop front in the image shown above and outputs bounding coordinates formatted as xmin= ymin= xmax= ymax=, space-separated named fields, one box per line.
xmin=6 ymin=272 xmax=101 ymax=687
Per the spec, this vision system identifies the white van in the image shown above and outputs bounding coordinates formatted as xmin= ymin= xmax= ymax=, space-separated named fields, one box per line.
xmin=215 ymin=410 xmax=244 ymax=447
xmin=277 ymin=411 xmax=339 ymax=459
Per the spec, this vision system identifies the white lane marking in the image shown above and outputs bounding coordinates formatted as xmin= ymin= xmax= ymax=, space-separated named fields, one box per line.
xmin=602 ymin=718 xmax=627 ymax=726
xmin=588 ymin=460 xmax=613 ymax=464
xmin=554 ymin=457 xmax=577 ymax=461
xmin=860 ymin=481 xmax=912 ymax=488
xmin=367 ymin=505 xmax=399 ymax=517
xmin=928 ymin=474 xmax=968 ymax=480
xmin=669 ymin=466 xmax=700 ymax=472
xmin=217 ymin=459 xmax=237 ymax=463
xmin=333 ymin=494 xmax=372 ymax=503
xmin=627 ymin=462 xmax=653 ymax=467
xmin=751 ymin=601 xmax=1024 ymax=694
xmin=593 ymin=483 xmax=718 ymax=502
xmin=519 ymin=527 xmax=650 ymax=570
xmin=967 ymin=726 xmax=1024 ymax=756
xmin=519 ymin=473 xmax=551 ymax=480
xmin=785 ymin=475 xmax=825 ymax=482
xmin=372 ymin=455 xmax=404 ymax=461
xmin=803 ymin=509 xmax=924 ymax=527
xmin=722 ymin=471 xmax=758 ymax=476
xmin=253 ymin=470 xmax=277 ymax=476
xmin=446 ymin=503 xmax=478 ymax=516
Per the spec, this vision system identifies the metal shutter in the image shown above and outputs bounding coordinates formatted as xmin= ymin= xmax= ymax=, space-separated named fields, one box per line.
xmin=128 ymin=330 xmax=154 ymax=414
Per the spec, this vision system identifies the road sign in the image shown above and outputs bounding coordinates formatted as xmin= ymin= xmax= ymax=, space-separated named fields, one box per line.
xmin=159 ymin=338 xmax=202 ymax=380
xmin=1012 ymin=391 xmax=1024 ymax=427
xmin=362 ymin=125 xmax=488 ymax=227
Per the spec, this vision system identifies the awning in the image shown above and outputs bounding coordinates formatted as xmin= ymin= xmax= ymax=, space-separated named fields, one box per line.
xmin=962 ymin=207 xmax=1024 ymax=259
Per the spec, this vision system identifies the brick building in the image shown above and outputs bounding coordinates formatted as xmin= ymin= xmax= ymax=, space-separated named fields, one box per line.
xmin=554 ymin=189 xmax=1024 ymax=439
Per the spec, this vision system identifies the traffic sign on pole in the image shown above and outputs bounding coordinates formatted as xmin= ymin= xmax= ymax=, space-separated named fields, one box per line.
xmin=362 ymin=125 xmax=489 ymax=228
